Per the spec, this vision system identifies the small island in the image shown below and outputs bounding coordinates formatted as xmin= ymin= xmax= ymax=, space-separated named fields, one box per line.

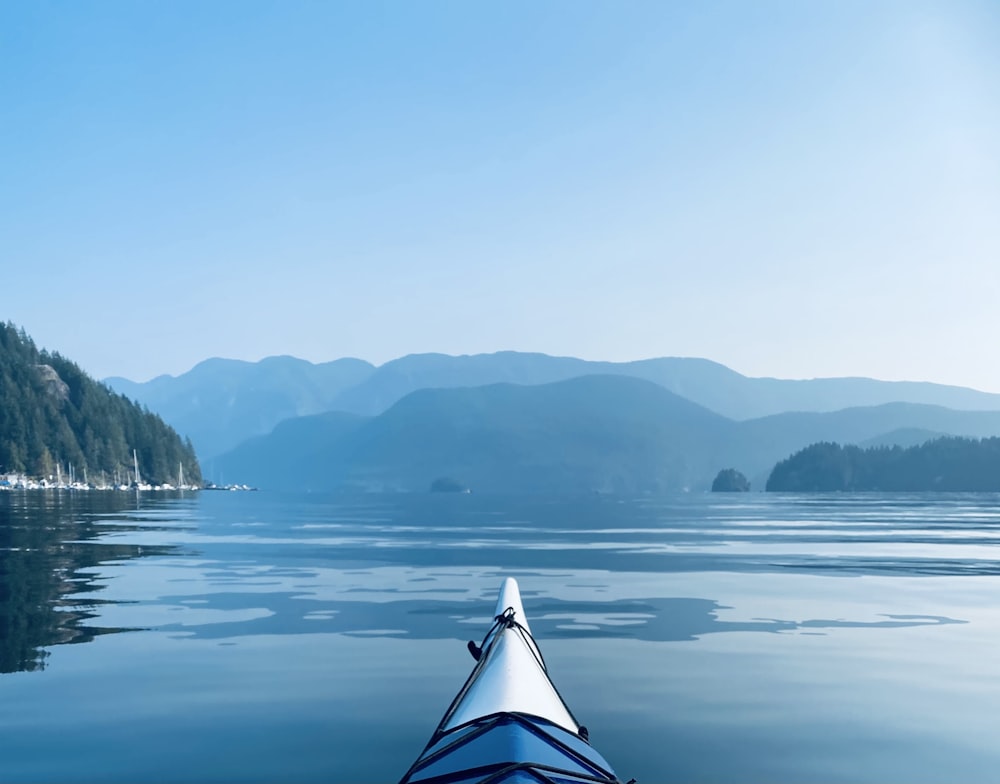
xmin=430 ymin=477 xmax=470 ymax=493
xmin=711 ymin=468 xmax=750 ymax=492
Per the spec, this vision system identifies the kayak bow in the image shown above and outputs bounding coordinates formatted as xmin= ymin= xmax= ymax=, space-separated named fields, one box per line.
xmin=399 ymin=577 xmax=629 ymax=784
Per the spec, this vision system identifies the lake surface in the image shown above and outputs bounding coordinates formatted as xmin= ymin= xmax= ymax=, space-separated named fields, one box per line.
xmin=1 ymin=490 xmax=999 ymax=783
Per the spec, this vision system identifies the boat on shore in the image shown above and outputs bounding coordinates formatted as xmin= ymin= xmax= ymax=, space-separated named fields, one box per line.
xmin=399 ymin=577 xmax=630 ymax=784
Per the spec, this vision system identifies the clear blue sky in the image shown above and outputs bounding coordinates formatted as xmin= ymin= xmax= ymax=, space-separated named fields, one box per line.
xmin=3 ymin=1 xmax=999 ymax=389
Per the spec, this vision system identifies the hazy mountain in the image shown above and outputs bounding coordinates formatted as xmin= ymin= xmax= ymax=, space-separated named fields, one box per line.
xmin=329 ymin=352 xmax=1000 ymax=420
xmin=105 ymin=351 xmax=1000 ymax=462
xmin=338 ymin=354 xmax=1000 ymax=418
xmin=106 ymin=355 xmax=374 ymax=459
xmin=206 ymin=410 xmax=368 ymax=489
xmin=858 ymin=428 xmax=944 ymax=449
xmin=214 ymin=375 xmax=733 ymax=493
xmin=212 ymin=377 xmax=1000 ymax=493
xmin=326 ymin=351 xmax=601 ymax=415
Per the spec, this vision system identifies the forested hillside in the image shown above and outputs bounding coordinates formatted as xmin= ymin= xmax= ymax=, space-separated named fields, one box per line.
xmin=766 ymin=437 xmax=1000 ymax=491
xmin=0 ymin=322 xmax=200 ymax=485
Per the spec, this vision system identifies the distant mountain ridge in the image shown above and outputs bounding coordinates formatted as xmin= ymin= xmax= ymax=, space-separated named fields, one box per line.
xmin=104 ymin=351 xmax=1000 ymax=461
xmin=213 ymin=376 xmax=1000 ymax=493
xmin=106 ymin=355 xmax=374 ymax=459
xmin=215 ymin=375 xmax=732 ymax=493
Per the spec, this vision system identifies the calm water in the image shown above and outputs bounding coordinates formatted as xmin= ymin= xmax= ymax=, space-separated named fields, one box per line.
xmin=1 ymin=490 xmax=999 ymax=783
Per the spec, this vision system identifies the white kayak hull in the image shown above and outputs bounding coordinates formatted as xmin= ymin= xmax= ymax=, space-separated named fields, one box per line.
xmin=399 ymin=577 xmax=626 ymax=784
xmin=443 ymin=577 xmax=578 ymax=733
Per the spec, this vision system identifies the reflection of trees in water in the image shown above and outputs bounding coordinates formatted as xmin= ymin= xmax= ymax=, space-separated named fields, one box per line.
xmin=0 ymin=491 xmax=178 ymax=673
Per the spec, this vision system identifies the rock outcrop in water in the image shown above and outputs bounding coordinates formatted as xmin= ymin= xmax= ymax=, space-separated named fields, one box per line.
xmin=711 ymin=468 xmax=750 ymax=492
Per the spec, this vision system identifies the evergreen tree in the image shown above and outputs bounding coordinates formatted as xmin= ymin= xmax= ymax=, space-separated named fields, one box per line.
xmin=767 ymin=437 xmax=1000 ymax=492
xmin=0 ymin=322 xmax=201 ymax=484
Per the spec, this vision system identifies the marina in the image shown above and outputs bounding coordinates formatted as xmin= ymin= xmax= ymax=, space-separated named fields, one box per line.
xmin=0 ymin=456 xmax=202 ymax=492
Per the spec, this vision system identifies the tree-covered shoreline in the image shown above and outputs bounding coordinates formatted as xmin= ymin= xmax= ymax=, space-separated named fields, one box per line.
xmin=766 ymin=437 xmax=1000 ymax=492
xmin=0 ymin=322 xmax=200 ymax=486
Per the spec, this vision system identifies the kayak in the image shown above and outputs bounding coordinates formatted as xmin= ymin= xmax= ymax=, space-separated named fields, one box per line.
xmin=399 ymin=577 xmax=630 ymax=784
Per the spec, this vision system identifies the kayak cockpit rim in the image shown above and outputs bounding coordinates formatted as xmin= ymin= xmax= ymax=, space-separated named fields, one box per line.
xmin=400 ymin=711 xmax=622 ymax=784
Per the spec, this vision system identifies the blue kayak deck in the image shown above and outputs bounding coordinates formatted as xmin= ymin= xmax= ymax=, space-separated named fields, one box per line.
xmin=400 ymin=711 xmax=622 ymax=784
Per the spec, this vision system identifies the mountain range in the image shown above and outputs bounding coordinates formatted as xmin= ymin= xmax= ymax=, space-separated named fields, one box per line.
xmin=104 ymin=352 xmax=1000 ymax=493
xmin=106 ymin=352 xmax=1000 ymax=461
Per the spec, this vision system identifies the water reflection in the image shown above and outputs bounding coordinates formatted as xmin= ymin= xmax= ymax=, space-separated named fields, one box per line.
xmin=2 ymin=491 xmax=998 ymax=784
xmin=137 ymin=585 xmax=966 ymax=643
xmin=4 ymin=490 xmax=991 ymax=674
xmin=0 ymin=491 xmax=186 ymax=673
